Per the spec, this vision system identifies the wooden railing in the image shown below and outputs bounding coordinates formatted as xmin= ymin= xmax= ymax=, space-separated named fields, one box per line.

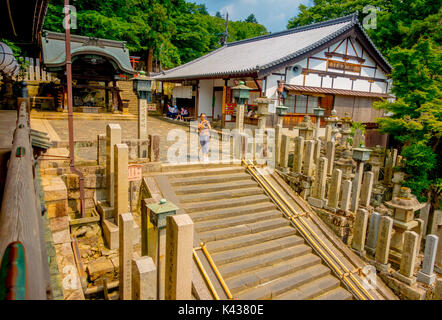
xmin=0 ymin=100 xmax=50 ymax=299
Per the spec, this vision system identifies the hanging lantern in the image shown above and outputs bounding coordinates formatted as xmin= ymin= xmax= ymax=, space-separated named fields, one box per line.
xmin=0 ymin=42 xmax=19 ymax=77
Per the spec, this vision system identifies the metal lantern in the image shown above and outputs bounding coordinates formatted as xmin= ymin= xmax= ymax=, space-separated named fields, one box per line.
xmin=147 ymin=198 xmax=179 ymax=230
xmin=132 ymin=71 xmax=152 ymax=100
xmin=231 ymin=81 xmax=252 ymax=105
xmin=313 ymin=107 xmax=325 ymax=118
xmin=276 ymin=105 xmax=288 ymax=116
xmin=352 ymin=147 xmax=372 ymax=162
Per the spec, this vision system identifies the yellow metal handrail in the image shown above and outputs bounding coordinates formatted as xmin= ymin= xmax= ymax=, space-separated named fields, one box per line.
xmin=193 ymin=248 xmax=220 ymax=300
xmin=243 ymin=160 xmax=374 ymax=300
xmin=201 ymin=243 xmax=234 ymax=300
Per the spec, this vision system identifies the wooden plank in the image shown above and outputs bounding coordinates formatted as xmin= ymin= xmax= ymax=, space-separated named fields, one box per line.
xmin=0 ymin=101 xmax=47 ymax=299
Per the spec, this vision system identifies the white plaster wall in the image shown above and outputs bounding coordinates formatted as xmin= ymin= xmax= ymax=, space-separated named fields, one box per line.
xmin=198 ymin=79 xmax=213 ymax=117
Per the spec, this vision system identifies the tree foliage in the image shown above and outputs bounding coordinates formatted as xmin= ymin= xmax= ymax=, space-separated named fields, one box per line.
xmin=287 ymin=0 xmax=441 ymax=203
xmin=43 ymin=0 xmax=268 ymax=69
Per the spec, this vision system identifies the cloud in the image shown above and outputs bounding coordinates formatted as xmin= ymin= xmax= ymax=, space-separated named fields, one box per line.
xmin=200 ymin=0 xmax=314 ymax=32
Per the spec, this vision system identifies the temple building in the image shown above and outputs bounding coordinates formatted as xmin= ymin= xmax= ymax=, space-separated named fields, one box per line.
xmin=40 ymin=31 xmax=137 ymax=113
xmin=155 ymin=13 xmax=393 ymax=145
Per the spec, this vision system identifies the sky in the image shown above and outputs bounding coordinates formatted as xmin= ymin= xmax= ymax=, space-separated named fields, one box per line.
xmin=197 ymin=0 xmax=314 ymax=33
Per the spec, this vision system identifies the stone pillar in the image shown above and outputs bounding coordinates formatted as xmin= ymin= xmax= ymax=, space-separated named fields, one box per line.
xmin=436 ymin=225 xmax=442 ymax=274
xmin=314 ymin=138 xmax=321 ymax=165
xmin=395 ymin=231 xmax=419 ymax=285
xmin=352 ymin=208 xmax=369 ymax=254
xmin=165 ymin=214 xmax=194 ymax=300
xmin=114 ymin=144 xmax=129 ymax=222
xmin=429 ymin=210 xmax=442 ymax=236
xmin=417 ymin=234 xmax=439 ymax=285
xmin=106 ymin=124 xmax=122 ymax=207
xmin=326 ymin=168 xmax=342 ymax=211
xmin=236 ymin=104 xmax=245 ymax=133
xmin=148 ymin=134 xmax=160 ymax=162
xmin=308 ymin=157 xmax=328 ymax=208
xmin=275 ymin=123 xmax=282 ymax=166
xmin=325 ymin=141 xmax=335 ymax=175
xmin=325 ymin=125 xmax=332 ymax=142
xmin=365 ymin=212 xmax=381 ymax=256
xmin=419 ymin=203 xmax=431 ymax=238
xmin=279 ymin=134 xmax=290 ymax=168
xmin=375 ymin=216 xmax=393 ymax=272
xmin=351 ymin=161 xmax=364 ymax=213
xmin=138 ymin=99 xmax=148 ymax=158
xmin=340 ymin=180 xmax=352 ymax=212
xmin=383 ymin=150 xmax=395 ymax=185
xmin=303 ymin=140 xmax=315 ymax=177
xmin=360 ymin=171 xmax=374 ymax=208
xmin=352 ymin=129 xmax=363 ymax=148
xmin=97 ymin=134 xmax=106 ymax=165
xmin=132 ymin=256 xmax=157 ymax=300
xmin=119 ymin=213 xmax=134 ymax=300
xmin=293 ymin=136 xmax=304 ymax=174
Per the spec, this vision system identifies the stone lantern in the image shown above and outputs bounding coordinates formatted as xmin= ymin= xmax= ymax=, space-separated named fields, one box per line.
xmin=340 ymin=112 xmax=353 ymax=148
xmin=335 ymin=149 xmax=356 ymax=180
xmin=325 ymin=109 xmax=340 ymax=142
xmin=255 ymin=97 xmax=274 ymax=130
xmin=313 ymin=107 xmax=325 ymax=139
xmin=297 ymin=115 xmax=315 ymax=141
xmin=132 ymin=71 xmax=153 ymax=157
xmin=232 ymin=81 xmax=252 ymax=132
xmin=385 ymin=187 xmax=426 ymax=264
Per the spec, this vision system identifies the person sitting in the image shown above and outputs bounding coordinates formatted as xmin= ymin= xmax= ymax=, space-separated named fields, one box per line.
xmin=247 ymin=109 xmax=256 ymax=118
xmin=180 ymin=108 xmax=190 ymax=121
xmin=166 ymin=104 xmax=174 ymax=118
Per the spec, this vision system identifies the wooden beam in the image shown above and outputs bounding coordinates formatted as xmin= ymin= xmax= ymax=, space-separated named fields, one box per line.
xmin=302 ymin=68 xmax=387 ymax=83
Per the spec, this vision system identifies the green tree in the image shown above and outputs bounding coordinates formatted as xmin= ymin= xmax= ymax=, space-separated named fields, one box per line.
xmin=245 ymin=13 xmax=258 ymax=24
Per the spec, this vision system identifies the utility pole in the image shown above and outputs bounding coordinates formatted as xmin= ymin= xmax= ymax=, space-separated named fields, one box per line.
xmin=221 ymin=12 xmax=229 ymax=46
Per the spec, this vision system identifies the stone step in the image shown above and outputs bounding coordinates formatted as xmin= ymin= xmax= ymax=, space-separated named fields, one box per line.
xmin=237 ymin=264 xmax=331 ymax=300
xmin=166 ymin=166 xmax=246 ymax=178
xmin=191 ymin=202 xmax=276 ymax=223
xmin=170 ymin=173 xmax=250 ymax=186
xmin=212 ymin=235 xmax=304 ymax=266
xmin=162 ymin=162 xmax=240 ymax=172
xmin=198 ymin=217 xmax=291 ymax=243
xmin=196 ymin=210 xmax=282 ymax=233
xmin=183 ymin=194 xmax=270 ymax=213
xmin=179 ymin=187 xmax=264 ymax=204
xmin=274 ymin=274 xmax=341 ymax=300
xmin=174 ymin=179 xmax=259 ymax=195
xmin=219 ymin=243 xmax=312 ymax=279
xmin=205 ymin=226 xmax=296 ymax=254
xmin=227 ymin=254 xmax=322 ymax=295
xmin=313 ymin=287 xmax=353 ymax=300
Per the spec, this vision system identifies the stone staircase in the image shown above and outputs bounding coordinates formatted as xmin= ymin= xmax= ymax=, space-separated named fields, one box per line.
xmin=162 ymin=164 xmax=354 ymax=300
xmin=117 ymin=80 xmax=139 ymax=115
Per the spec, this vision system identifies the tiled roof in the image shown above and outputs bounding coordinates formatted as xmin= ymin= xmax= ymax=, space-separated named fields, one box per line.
xmin=155 ymin=13 xmax=391 ymax=81
xmin=284 ymin=84 xmax=393 ymax=98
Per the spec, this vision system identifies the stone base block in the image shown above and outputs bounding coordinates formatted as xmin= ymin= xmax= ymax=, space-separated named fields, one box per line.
xmin=324 ymin=205 xmax=338 ymax=213
xmin=351 ymin=248 xmax=366 ymax=258
xmin=47 ymin=200 xmax=68 ymax=218
xmin=97 ymin=202 xmax=114 ymax=221
xmin=417 ymin=271 xmax=436 ymax=285
xmin=374 ymin=261 xmax=391 ymax=273
xmin=435 ymin=265 xmax=442 ymax=275
xmin=308 ymin=197 xmax=327 ymax=209
xmin=365 ymin=245 xmax=376 ymax=257
xmin=102 ymin=218 xmax=140 ymax=250
xmin=393 ymin=271 xmax=416 ymax=286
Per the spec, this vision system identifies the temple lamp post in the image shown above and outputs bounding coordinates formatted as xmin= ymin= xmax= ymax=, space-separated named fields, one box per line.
xmin=232 ymin=81 xmax=252 ymax=133
xmin=351 ymin=147 xmax=372 ymax=212
xmin=313 ymin=107 xmax=325 ymax=139
xmin=132 ymin=71 xmax=152 ymax=158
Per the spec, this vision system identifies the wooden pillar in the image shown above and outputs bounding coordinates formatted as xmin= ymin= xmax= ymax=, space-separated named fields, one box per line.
xmin=105 ymin=81 xmax=109 ymax=111
xmin=195 ymin=80 xmax=199 ymax=120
